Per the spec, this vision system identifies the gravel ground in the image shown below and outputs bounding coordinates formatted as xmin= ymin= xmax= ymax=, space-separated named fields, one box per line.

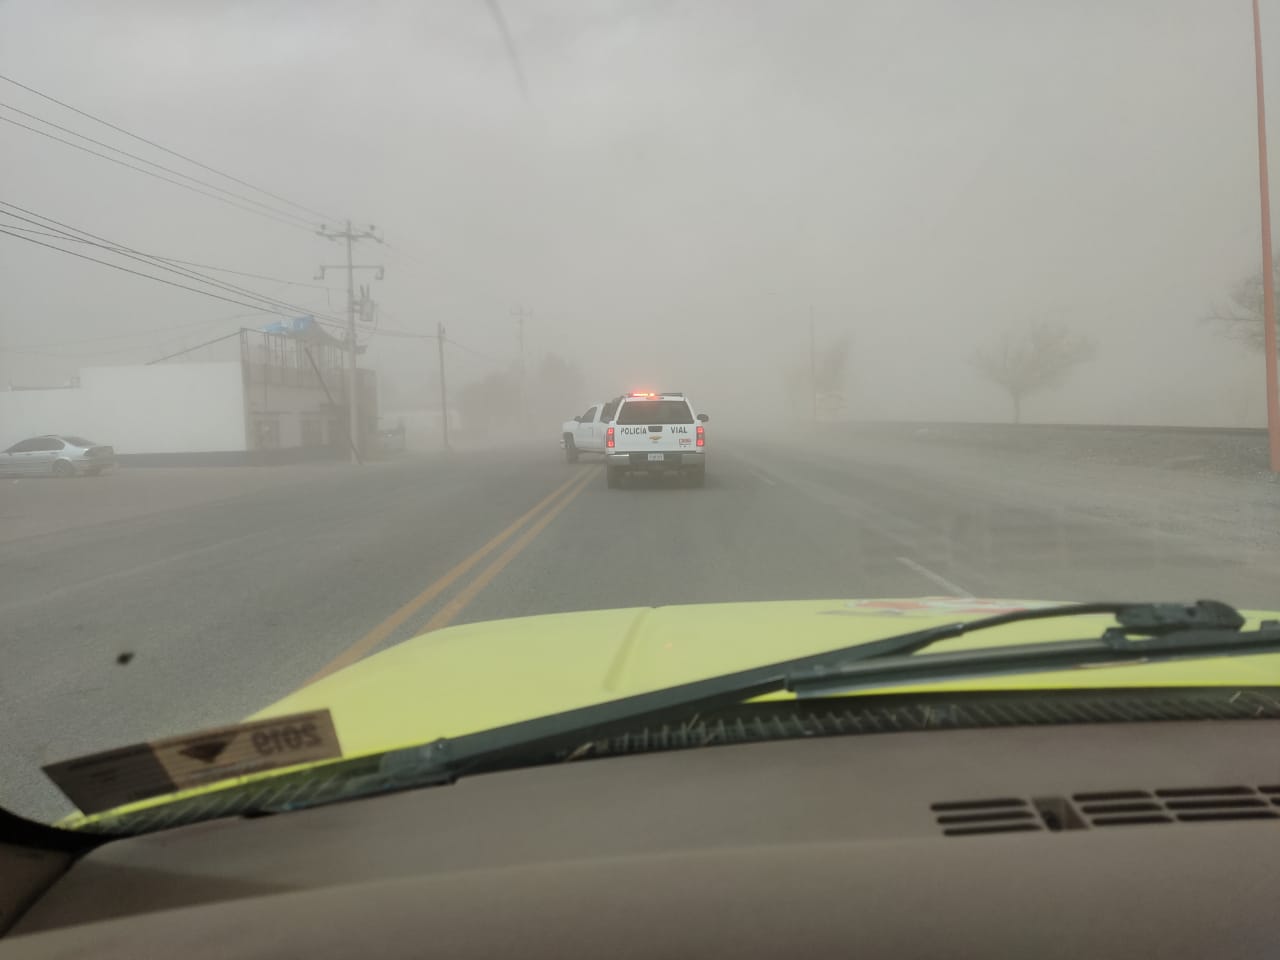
xmin=766 ymin=424 xmax=1280 ymax=560
xmin=835 ymin=423 xmax=1277 ymax=483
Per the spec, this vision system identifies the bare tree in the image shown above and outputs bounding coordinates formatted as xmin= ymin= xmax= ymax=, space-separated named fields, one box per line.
xmin=971 ymin=323 xmax=1095 ymax=423
xmin=1209 ymin=257 xmax=1280 ymax=351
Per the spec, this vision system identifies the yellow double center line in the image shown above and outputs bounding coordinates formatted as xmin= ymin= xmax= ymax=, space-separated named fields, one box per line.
xmin=302 ymin=467 xmax=599 ymax=687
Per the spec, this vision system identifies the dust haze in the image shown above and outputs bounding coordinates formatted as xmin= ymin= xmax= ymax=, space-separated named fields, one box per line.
xmin=1 ymin=0 xmax=1276 ymax=437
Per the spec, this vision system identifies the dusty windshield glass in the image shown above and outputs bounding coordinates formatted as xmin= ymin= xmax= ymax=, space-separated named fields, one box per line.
xmin=615 ymin=400 xmax=694 ymax=424
xmin=2 ymin=1 xmax=1280 ymax=828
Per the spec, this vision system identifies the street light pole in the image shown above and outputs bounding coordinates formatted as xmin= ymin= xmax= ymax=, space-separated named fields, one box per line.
xmin=1251 ymin=0 xmax=1280 ymax=471
xmin=317 ymin=221 xmax=383 ymax=464
xmin=809 ymin=306 xmax=818 ymax=425
xmin=437 ymin=322 xmax=451 ymax=452
xmin=512 ymin=305 xmax=531 ymax=428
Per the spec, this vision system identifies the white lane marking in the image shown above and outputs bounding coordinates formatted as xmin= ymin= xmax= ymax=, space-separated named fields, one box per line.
xmin=752 ymin=470 xmax=777 ymax=486
xmin=896 ymin=557 xmax=974 ymax=598
xmin=733 ymin=449 xmax=984 ymax=597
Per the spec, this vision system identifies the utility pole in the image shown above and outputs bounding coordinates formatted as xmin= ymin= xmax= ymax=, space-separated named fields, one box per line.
xmin=512 ymin=305 xmax=531 ymax=427
xmin=1251 ymin=0 xmax=1280 ymax=472
xmin=317 ymin=220 xmax=384 ymax=464
xmin=809 ymin=306 xmax=819 ymax=425
xmin=437 ymin=322 xmax=451 ymax=452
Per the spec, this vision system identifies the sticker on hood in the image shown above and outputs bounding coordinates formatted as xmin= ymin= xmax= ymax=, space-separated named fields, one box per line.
xmin=43 ymin=709 xmax=341 ymax=816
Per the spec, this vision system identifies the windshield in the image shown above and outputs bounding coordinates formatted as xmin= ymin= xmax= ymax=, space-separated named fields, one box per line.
xmin=615 ymin=400 xmax=694 ymax=424
xmin=3 ymin=1 xmax=1280 ymax=829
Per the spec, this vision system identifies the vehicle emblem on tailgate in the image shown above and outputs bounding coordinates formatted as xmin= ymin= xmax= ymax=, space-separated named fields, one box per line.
xmin=650 ymin=434 xmax=660 ymax=442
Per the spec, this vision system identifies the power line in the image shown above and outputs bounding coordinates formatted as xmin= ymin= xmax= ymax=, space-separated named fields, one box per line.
xmin=381 ymin=241 xmax=432 ymax=272
xmin=370 ymin=325 xmax=503 ymax=364
xmin=146 ymin=329 xmax=245 ymax=366
xmin=0 ymin=224 xmax=337 ymax=291
xmin=0 ymin=202 xmax=348 ymax=326
xmin=0 ymin=306 xmax=310 ymax=355
xmin=372 ymin=310 xmax=501 ymax=362
xmin=447 ymin=335 xmax=503 ymax=363
xmin=483 ymin=0 xmax=532 ymax=105
xmin=150 ymin=256 xmax=338 ymax=291
xmin=0 ymin=72 xmax=340 ymax=223
xmin=0 ymin=226 xmax=337 ymax=321
xmin=0 ymin=114 xmax=317 ymax=233
xmin=0 ymin=101 xmax=322 ymax=229
xmin=1 ymin=322 xmax=236 ymax=360
xmin=0 ymin=211 xmax=345 ymax=328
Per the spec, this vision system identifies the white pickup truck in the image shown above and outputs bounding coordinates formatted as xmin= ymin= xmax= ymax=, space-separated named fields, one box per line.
xmin=603 ymin=391 xmax=708 ymax=488
xmin=561 ymin=397 xmax=622 ymax=463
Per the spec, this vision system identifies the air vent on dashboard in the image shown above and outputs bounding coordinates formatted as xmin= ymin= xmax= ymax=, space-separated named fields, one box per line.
xmin=936 ymin=785 xmax=1280 ymax=836
xmin=1074 ymin=785 xmax=1280 ymax=827
xmin=930 ymin=798 xmax=1044 ymax=836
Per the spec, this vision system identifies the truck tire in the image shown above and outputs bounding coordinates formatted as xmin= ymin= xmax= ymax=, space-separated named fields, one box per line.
xmin=564 ymin=435 xmax=579 ymax=463
xmin=606 ymin=466 xmax=623 ymax=488
xmin=686 ymin=468 xmax=705 ymax=488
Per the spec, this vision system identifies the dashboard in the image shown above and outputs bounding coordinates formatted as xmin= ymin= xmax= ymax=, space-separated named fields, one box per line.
xmin=3 ymin=718 xmax=1279 ymax=957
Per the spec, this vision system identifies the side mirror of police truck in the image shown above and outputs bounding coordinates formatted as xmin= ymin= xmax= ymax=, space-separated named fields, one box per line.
xmin=697 ymin=413 xmax=709 ymax=423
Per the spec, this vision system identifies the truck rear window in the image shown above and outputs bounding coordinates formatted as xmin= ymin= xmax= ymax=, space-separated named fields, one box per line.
xmin=615 ymin=400 xmax=694 ymax=425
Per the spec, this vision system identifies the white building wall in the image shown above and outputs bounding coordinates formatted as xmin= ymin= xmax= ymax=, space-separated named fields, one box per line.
xmin=244 ymin=381 xmax=340 ymax=449
xmin=0 ymin=388 xmax=85 ymax=450
xmin=0 ymin=363 xmax=247 ymax=454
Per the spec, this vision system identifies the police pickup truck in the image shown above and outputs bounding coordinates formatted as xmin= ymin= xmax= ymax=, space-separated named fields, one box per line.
xmin=603 ymin=391 xmax=708 ymax=488
xmin=561 ymin=396 xmax=622 ymax=462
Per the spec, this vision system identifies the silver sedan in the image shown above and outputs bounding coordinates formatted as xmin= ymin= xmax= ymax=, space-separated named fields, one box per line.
xmin=0 ymin=435 xmax=116 ymax=477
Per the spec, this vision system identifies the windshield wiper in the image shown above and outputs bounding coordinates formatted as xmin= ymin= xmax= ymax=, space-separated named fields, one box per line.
xmin=374 ymin=599 xmax=1279 ymax=787
xmin=88 ymin=600 xmax=1280 ymax=832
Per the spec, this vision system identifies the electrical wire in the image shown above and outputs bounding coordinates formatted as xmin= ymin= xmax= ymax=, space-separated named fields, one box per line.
xmin=0 ymin=226 xmax=336 ymax=322
xmin=0 ymin=212 xmax=345 ymax=330
xmin=368 ymin=309 xmax=503 ymax=363
xmin=0 ymin=203 xmax=348 ymax=327
xmin=0 ymin=72 xmax=340 ymax=223
xmin=149 ymin=256 xmax=337 ymax=290
xmin=368 ymin=325 xmax=504 ymax=364
xmin=0 ymin=224 xmax=339 ymax=291
xmin=0 ymin=304 xmax=302 ymax=359
xmin=0 ymin=114 xmax=318 ymax=233
xmin=380 ymin=240 xmax=432 ymax=272
xmin=445 ymin=335 xmax=503 ymax=363
xmin=0 ymin=101 xmax=322 ymax=229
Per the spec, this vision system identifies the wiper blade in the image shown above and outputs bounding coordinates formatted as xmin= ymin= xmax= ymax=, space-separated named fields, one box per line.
xmin=96 ymin=600 xmax=1265 ymax=831
xmin=376 ymin=600 xmax=1276 ymax=786
xmin=828 ymin=598 xmax=1248 ymax=661
xmin=791 ymin=604 xmax=1276 ymax=696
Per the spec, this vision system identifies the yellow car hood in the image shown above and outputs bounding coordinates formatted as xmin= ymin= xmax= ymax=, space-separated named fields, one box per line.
xmin=58 ymin=597 xmax=1280 ymax=829
xmin=251 ymin=597 xmax=1280 ymax=762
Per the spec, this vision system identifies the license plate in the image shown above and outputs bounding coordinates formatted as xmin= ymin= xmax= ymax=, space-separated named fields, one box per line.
xmin=647 ymin=453 xmax=665 ymax=462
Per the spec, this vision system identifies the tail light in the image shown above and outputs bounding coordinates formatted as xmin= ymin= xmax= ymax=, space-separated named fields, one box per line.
xmin=606 ymin=426 xmax=615 ymax=448
xmin=696 ymin=425 xmax=704 ymax=447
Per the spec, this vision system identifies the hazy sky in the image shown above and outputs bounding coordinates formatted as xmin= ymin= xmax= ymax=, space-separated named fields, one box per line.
xmin=1 ymin=0 xmax=1277 ymax=425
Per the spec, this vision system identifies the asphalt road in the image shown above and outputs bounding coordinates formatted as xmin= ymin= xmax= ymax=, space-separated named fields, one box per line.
xmin=4 ymin=437 xmax=1280 ymax=822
